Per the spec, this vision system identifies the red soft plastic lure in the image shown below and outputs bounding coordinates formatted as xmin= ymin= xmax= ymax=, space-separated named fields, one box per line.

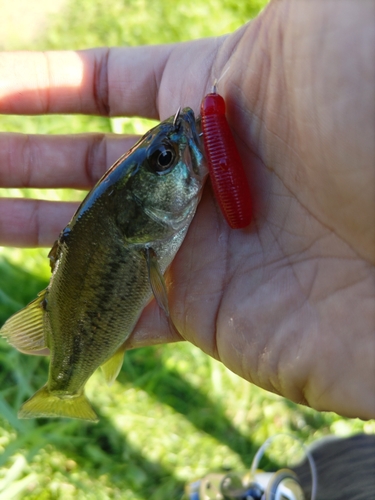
xmin=200 ymin=92 xmax=253 ymax=229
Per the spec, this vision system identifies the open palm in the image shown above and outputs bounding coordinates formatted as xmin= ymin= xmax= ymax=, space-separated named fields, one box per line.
xmin=0 ymin=0 xmax=374 ymax=419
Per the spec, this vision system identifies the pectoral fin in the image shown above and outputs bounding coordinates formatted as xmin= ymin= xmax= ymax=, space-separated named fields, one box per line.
xmin=100 ymin=345 xmax=126 ymax=386
xmin=145 ymin=247 xmax=170 ymax=317
xmin=0 ymin=289 xmax=50 ymax=356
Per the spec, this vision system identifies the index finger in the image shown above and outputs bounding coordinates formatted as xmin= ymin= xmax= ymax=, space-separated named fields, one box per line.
xmin=0 ymin=40 xmax=217 ymax=189
xmin=0 ymin=39 xmax=218 ymax=120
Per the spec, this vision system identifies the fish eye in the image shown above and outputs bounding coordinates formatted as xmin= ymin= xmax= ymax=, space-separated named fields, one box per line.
xmin=149 ymin=144 xmax=177 ymax=174
xmin=158 ymin=149 xmax=174 ymax=169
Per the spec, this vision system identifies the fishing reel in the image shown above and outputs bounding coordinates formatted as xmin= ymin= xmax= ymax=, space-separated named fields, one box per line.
xmin=182 ymin=468 xmax=305 ymax=500
xmin=182 ymin=435 xmax=316 ymax=500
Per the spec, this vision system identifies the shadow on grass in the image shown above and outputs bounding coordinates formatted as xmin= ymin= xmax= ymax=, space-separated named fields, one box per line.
xmin=0 ymin=411 xmax=185 ymax=499
xmin=119 ymin=347 xmax=260 ymax=469
xmin=47 ymin=414 xmax=185 ymax=499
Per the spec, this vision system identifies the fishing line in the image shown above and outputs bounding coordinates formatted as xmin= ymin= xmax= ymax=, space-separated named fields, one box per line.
xmin=250 ymin=433 xmax=318 ymax=500
xmin=212 ymin=64 xmax=231 ymax=93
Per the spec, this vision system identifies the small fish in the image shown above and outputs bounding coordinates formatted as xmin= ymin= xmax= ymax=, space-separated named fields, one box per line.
xmin=1 ymin=108 xmax=207 ymax=422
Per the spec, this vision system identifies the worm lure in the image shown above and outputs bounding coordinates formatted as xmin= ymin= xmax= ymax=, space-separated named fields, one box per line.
xmin=200 ymin=90 xmax=253 ymax=229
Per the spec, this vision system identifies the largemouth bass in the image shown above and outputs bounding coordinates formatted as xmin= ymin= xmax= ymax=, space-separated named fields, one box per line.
xmin=1 ymin=108 xmax=206 ymax=422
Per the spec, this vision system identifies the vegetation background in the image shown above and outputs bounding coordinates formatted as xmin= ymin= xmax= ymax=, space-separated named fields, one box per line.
xmin=0 ymin=0 xmax=373 ymax=498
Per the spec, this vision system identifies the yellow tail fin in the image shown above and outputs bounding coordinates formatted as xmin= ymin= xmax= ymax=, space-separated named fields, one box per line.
xmin=18 ymin=385 xmax=98 ymax=422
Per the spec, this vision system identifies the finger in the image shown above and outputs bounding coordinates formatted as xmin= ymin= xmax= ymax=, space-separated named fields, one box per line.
xmin=0 ymin=133 xmax=139 ymax=189
xmin=0 ymin=39 xmax=217 ymax=119
xmin=0 ymin=198 xmax=78 ymax=247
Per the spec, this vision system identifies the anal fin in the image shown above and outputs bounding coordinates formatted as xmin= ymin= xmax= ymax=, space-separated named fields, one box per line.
xmin=100 ymin=345 xmax=126 ymax=386
xmin=0 ymin=289 xmax=50 ymax=356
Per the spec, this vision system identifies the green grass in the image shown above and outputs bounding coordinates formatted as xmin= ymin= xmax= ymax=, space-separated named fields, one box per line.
xmin=0 ymin=0 xmax=374 ymax=498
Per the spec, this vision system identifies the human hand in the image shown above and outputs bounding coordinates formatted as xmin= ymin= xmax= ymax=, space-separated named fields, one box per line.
xmin=0 ymin=0 xmax=374 ymax=419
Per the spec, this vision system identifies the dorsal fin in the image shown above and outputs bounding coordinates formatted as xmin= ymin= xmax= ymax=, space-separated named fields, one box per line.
xmin=0 ymin=289 xmax=50 ymax=356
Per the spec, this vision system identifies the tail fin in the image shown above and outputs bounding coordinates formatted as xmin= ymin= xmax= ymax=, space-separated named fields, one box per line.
xmin=18 ymin=385 xmax=98 ymax=422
